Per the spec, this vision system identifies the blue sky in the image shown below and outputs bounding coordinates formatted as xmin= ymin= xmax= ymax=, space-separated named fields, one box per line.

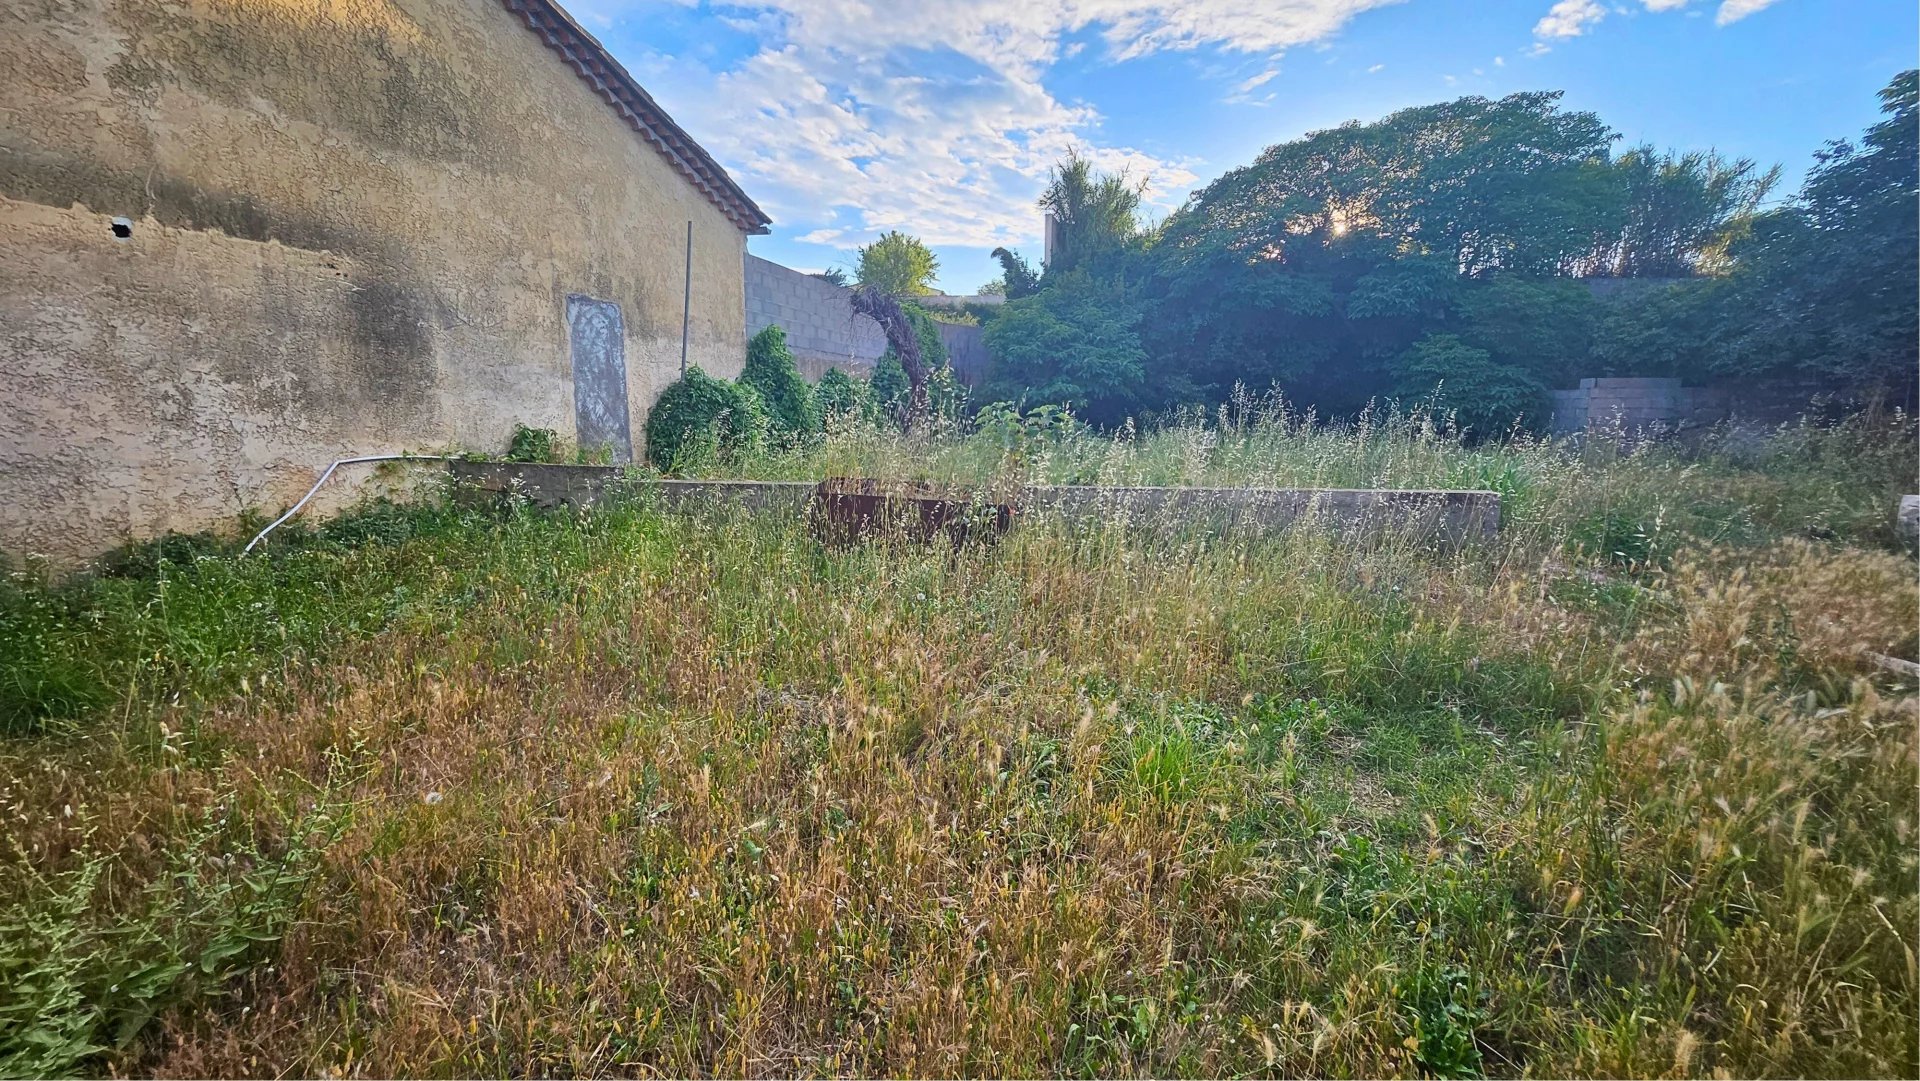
xmin=575 ymin=0 xmax=1915 ymax=293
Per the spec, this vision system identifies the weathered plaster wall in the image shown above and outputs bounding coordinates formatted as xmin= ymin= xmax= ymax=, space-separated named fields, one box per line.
xmin=1 ymin=0 xmax=752 ymax=562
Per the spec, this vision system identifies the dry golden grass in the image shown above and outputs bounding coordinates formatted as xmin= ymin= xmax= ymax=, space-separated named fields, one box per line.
xmin=1 ymin=415 xmax=1914 ymax=1078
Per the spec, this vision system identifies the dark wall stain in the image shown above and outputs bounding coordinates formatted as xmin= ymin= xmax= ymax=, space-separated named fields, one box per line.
xmin=102 ymin=0 xmax=507 ymax=168
xmin=1 ymin=143 xmax=367 ymax=258
xmin=251 ymin=274 xmax=442 ymax=421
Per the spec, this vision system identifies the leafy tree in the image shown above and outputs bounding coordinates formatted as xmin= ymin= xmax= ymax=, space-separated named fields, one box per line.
xmin=855 ymin=231 xmax=939 ymax=296
xmin=1040 ymin=151 xmax=1145 ymax=275
xmin=812 ymin=267 xmax=850 ymax=288
xmin=1142 ymin=91 xmax=1623 ymax=415
xmin=988 ymin=246 xmax=1042 ymax=298
xmin=982 ymin=271 xmax=1146 ymax=426
xmin=1579 ymin=147 xmax=1778 ymax=278
xmin=1393 ymin=333 xmax=1550 ymax=438
xmin=1163 ymin=92 xmax=1619 ymax=280
xmin=1714 ymin=70 xmax=1917 ymax=395
xmin=644 ymin=368 xmax=767 ymax=470
xmin=739 ymin=325 xmax=818 ymax=437
xmin=1589 ymin=278 xmax=1726 ymax=378
xmin=1450 ymin=274 xmax=1598 ymax=390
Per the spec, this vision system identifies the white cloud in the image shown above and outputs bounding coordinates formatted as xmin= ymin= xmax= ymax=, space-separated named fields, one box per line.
xmin=1234 ymin=68 xmax=1281 ymax=94
xmin=1533 ymin=0 xmax=1607 ymax=38
xmin=614 ymin=0 xmax=1402 ymax=252
xmin=1716 ymin=0 xmax=1783 ymax=24
xmin=1533 ymin=0 xmax=1783 ymax=42
xmin=1367 ymin=62 xmax=1385 ymax=72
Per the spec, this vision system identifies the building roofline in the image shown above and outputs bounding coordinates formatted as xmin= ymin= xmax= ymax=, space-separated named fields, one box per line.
xmin=500 ymin=0 xmax=772 ymax=235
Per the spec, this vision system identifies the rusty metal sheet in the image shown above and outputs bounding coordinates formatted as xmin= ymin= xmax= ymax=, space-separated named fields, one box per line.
xmin=810 ymin=477 xmax=1017 ymax=548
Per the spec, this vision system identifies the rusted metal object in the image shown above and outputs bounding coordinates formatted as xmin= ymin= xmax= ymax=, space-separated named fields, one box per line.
xmin=810 ymin=477 xmax=1017 ymax=547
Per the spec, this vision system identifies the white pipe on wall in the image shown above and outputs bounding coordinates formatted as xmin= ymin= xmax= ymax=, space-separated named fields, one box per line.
xmin=242 ymin=454 xmax=452 ymax=554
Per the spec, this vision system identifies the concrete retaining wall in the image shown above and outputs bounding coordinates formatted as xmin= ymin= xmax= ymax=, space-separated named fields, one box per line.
xmin=448 ymin=462 xmax=1501 ymax=544
xmin=743 ymin=255 xmax=886 ymax=378
xmin=1550 ymin=378 xmax=1731 ymax=436
xmin=1549 ymin=376 xmax=1837 ymax=437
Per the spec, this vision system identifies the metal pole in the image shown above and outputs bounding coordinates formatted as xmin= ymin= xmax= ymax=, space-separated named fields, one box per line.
xmin=680 ymin=220 xmax=693 ymax=375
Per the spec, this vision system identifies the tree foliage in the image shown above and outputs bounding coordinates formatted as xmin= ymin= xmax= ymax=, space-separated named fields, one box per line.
xmin=1393 ymin=333 xmax=1550 ymax=438
xmin=982 ymin=271 xmax=1146 ymax=427
xmin=855 ymin=231 xmax=939 ymax=296
xmin=1577 ymin=147 xmax=1778 ymax=278
xmin=1711 ymin=70 xmax=1918 ymax=393
xmin=988 ymin=246 xmax=1041 ymax=298
xmin=1040 ymin=151 xmax=1146 ymax=275
xmin=968 ymin=75 xmax=1915 ymax=433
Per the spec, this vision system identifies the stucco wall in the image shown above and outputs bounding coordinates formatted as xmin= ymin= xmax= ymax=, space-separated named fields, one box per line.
xmin=1 ymin=0 xmax=753 ymax=563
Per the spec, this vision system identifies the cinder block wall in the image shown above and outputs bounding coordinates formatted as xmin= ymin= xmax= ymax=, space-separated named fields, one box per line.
xmin=1550 ymin=377 xmax=1822 ymax=437
xmin=1550 ymin=378 xmax=1738 ymax=435
xmin=744 ymin=255 xmax=885 ymax=378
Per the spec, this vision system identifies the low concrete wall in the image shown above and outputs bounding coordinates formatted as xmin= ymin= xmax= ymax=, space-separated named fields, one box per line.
xmin=448 ymin=462 xmax=1500 ymax=543
xmin=1549 ymin=378 xmax=1731 ymax=436
xmin=1549 ymin=376 xmax=1838 ymax=437
xmin=1023 ymin=485 xmax=1498 ymax=542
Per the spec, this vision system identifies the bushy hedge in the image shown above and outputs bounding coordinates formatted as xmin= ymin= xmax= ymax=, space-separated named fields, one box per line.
xmin=740 ymin=326 xmax=818 ymax=437
xmin=643 ymin=367 xmax=768 ymax=470
xmin=815 ymin=368 xmax=865 ymax=424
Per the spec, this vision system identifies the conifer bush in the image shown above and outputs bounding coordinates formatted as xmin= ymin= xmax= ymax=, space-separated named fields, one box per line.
xmin=739 ymin=326 xmax=818 ymax=438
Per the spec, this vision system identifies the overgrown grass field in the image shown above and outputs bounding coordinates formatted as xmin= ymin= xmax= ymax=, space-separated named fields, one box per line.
xmin=2 ymin=411 xmax=1915 ymax=1077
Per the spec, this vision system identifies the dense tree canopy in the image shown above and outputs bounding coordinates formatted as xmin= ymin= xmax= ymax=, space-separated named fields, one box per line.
xmin=970 ymin=74 xmax=1916 ymax=433
xmin=982 ymin=270 xmax=1146 ymax=427
xmin=1714 ymin=70 xmax=1917 ymax=393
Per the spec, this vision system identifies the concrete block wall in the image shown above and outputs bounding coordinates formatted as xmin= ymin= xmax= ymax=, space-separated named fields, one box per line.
xmin=744 ymin=255 xmax=886 ymax=378
xmin=936 ymin=322 xmax=991 ymax=388
xmin=1551 ymin=378 xmax=1737 ymax=436
xmin=1550 ymin=376 xmax=1823 ymax=437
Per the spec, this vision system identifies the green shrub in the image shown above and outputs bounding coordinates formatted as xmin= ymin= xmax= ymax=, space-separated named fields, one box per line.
xmin=643 ymin=367 xmax=768 ymax=471
xmin=1393 ymin=333 xmax=1551 ymax=440
xmin=868 ymin=355 xmax=908 ymax=420
xmin=740 ymin=326 xmax=819 ymax=437
xmin=505 ymin=424 xmax=560 ymax=463
xmin=815 ymin=368 xmax=866 ymax=425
